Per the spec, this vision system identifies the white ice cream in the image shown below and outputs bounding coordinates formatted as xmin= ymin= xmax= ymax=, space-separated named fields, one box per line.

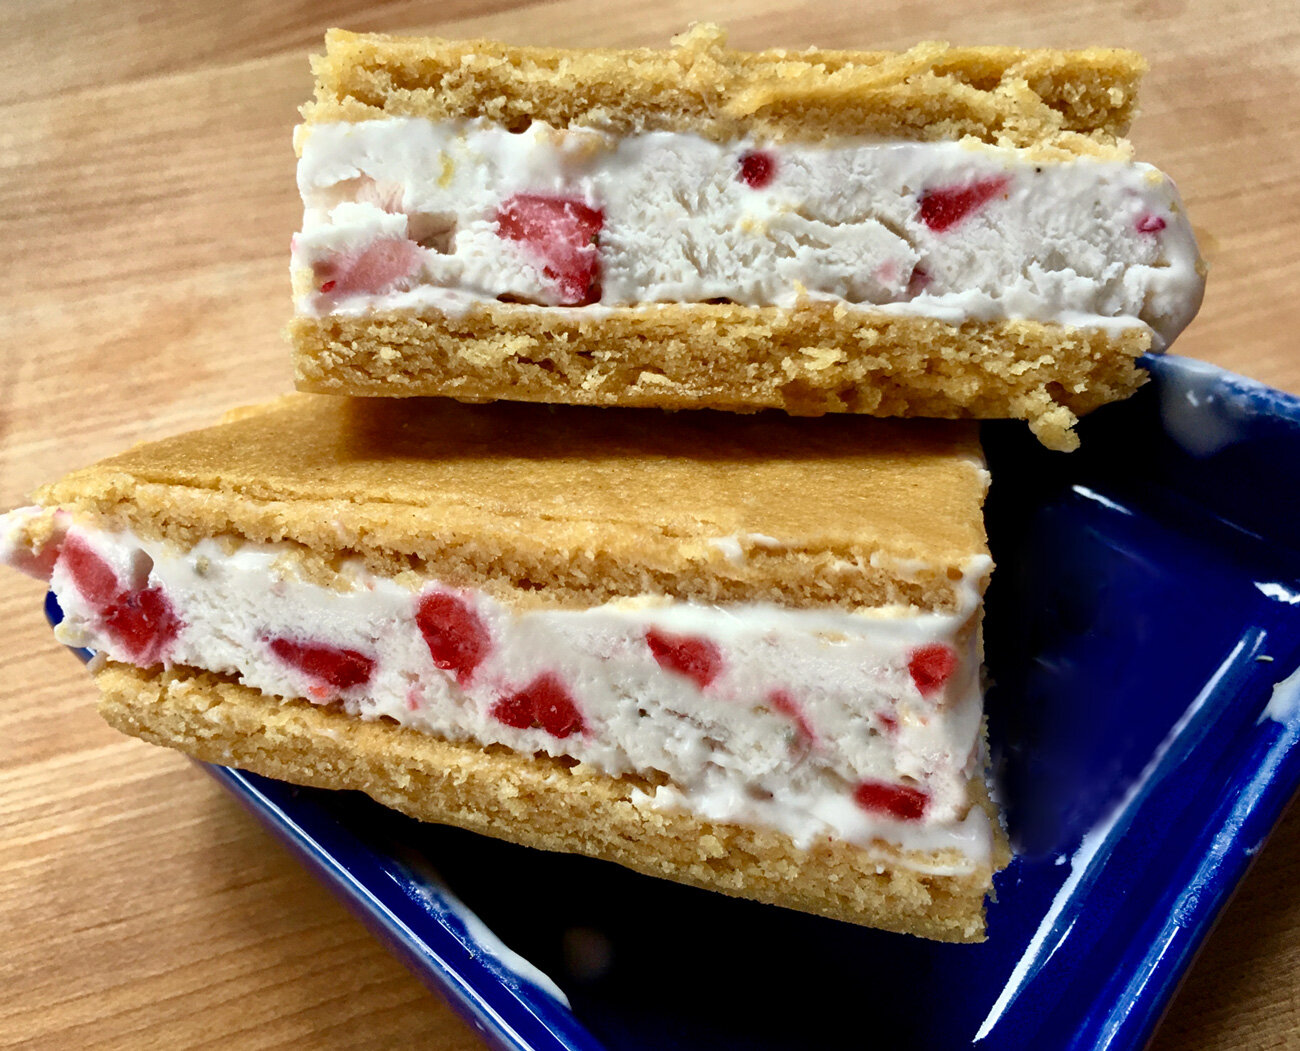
xmin=3 ymin=508 xmax=993 ymax=870
xmin=293 ymin=117 xmax=1204 ymax=346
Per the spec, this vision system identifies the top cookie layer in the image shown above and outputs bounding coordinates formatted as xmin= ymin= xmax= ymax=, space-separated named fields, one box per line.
xmin=302 ymin=24 xmax=1144 ymax=153
xmin=32 ymin=396 xmax=989 ymax=611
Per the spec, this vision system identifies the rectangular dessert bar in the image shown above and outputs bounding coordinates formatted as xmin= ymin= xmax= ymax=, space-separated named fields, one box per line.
xmin=289 ymin=25 xmax=1205 ymax=450
xmin=2 ymin=396 xmax=1007 ymax=941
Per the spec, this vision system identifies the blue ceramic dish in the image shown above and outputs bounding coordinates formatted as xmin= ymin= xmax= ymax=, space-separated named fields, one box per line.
xmin=48 ymin=354 xmax=1300 ymax=1050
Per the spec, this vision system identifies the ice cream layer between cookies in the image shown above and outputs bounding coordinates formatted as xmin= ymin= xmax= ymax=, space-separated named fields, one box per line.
xmin=293 ymin=118 xmax=1204 ymax=345
xmin=2 ymin=508 xmax=994 ymax=874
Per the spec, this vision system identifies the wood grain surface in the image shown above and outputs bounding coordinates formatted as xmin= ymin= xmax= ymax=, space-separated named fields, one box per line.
xmin=1 ymin=1 xmax=1298 ymax=1048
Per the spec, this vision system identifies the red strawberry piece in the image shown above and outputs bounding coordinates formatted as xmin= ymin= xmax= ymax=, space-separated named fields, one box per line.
xmin=737 ymin=150 xmax=777 ymax=189
xmin=416 ymin=591 xmax=491 ymax=686
xmin=908 ymin=643 xmax=957 ymax=696
xmin=918 ymin=176 xmax=1011 ymax=232
xmin=1136 ymin=213 xmax=1166 ymax=234
xmin=268 ymin=637 xmax=376 ymax=691
xmin=61 ymin=534 xmax=122 ymax=606
xmin=30 ymin=542 xmax=62 ymax=579
xmin=495 ymin=193 xmax=603 ymax=306
xmin=58 ymin=535 xmax=182 ymax=663
xmin=877 ymin=711 xmax=899 ymax=735
xmin=853 ymin=780 xmax=929 ymax=821
xmin=768 ymin=689 xmax=816 ymax=746
xmin=315 ymin=237 xmax=423 ymax=298
xmin=492 ymin=673 xmax=585 ymax=738
xmin=646 ymin=628 xmax=724 ymax=689
xmin=8 ymin=538 xmax=62 ymax=581
xmin=102 ymin=586 xmax=181 ymax=665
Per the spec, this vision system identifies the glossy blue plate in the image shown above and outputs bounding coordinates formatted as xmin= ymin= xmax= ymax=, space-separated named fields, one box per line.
xmin=48 ymin=354 xmax=1300 ymax=1050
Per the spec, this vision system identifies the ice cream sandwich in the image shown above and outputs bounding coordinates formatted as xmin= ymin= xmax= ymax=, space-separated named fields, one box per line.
xmin=1 ymin=395 xmax=1008 ymax=941
xmin=290 ymin=25 xmax=1204 ymax=450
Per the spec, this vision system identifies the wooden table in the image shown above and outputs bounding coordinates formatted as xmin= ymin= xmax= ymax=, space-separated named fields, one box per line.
xmin=1 ymin=2 xmax=1297 ymax=1047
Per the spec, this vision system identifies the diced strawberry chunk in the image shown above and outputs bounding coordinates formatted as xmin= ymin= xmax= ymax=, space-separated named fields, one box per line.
xmin=416 ymin=592 xmax=491 ymax=686
xmin=495 ymin=193 xmax=603 ymax=306
xmin=7 ymin=538 xmax=62 ymax=581
xmin=491 ymin=673 xmax=585 ymax=738
xmin=646 ymin=628 xmax=724 ymax=689
xmin=905 ymin=264 xmax=931 ymax=298
xmin=877 ymin=712 xmax=899 ymax=735
xmin=737 ymin=150 xmax=777 ymax=189
xmin=853 ymin=780 xmax=929 ymax=821
xmin=1136 ymin=213 xmax=1167 ymax=234
xmin=768 ymin=689 xmax=816 ymax=747
xmin=57 ymin=535 xmax=181 ymax=663
xmin=918 ymin=176 xmax=1011 ymax=232
xmin=61 ymin=534 xmax=122 ymax=606
xmin=268 ymin=637 xmax=376 ymax=691
xmin=102 ymin=587 xmax=181 ymax=665
xmin=490 ymin=691 xmax=534 ymax=731
xmin=908 ymin=644 xmax=958 ymax=696
xmin=315 ymin=237 xmax=423 ymax=297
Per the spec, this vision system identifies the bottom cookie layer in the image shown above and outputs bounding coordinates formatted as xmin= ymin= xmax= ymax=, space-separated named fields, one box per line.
xmin=96 ymin=662 xmax=1009 ymax=942
xmin=290 ymin=302 xmax=1152 ymax=452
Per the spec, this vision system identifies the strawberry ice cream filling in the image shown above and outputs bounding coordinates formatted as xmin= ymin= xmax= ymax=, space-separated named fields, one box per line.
xmin=293 ymin=117 xmax=1204 ymax=347
xmin=3 ymin=509 xmax=994 ymax=872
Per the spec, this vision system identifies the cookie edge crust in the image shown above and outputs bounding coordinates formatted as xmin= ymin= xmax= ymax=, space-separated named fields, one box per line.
xmin=303 ymin=26 xmax=1145 ymax=153
xmin=96 ymin=661 xmax=1008 ymax=943
xmin=290 ymin=305 xmax=1152 ymax=452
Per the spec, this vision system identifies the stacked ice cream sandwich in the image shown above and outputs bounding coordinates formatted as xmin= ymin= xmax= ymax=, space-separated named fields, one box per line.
xmin=0 ymin=26 xmax=1204 ymax=943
